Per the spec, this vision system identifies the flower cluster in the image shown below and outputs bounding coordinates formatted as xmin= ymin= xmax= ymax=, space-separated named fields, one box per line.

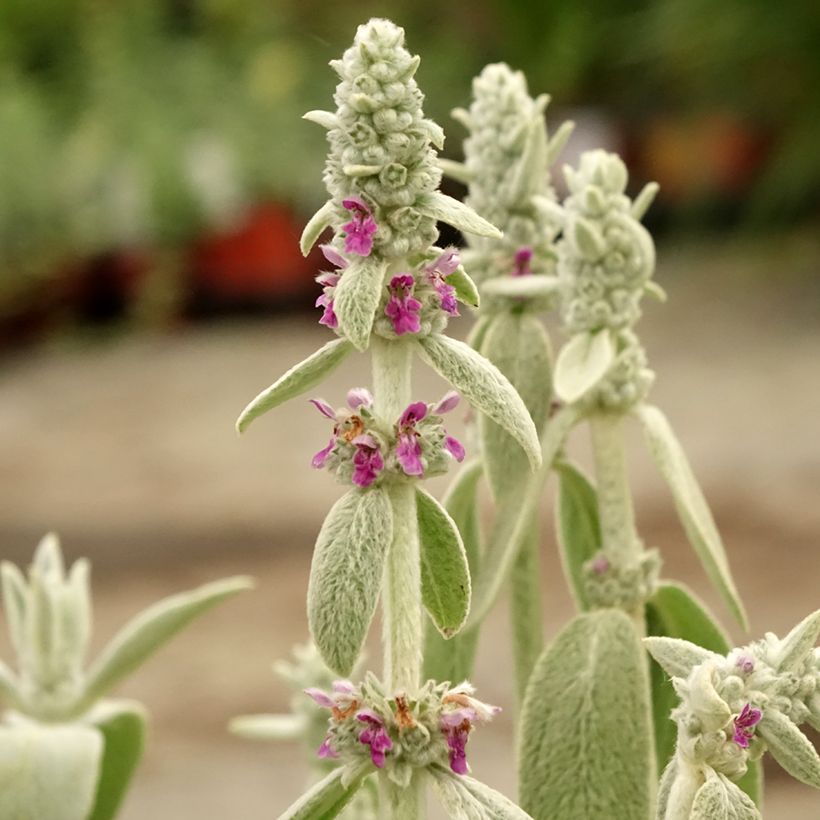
xmin=305 ymin=675 xmax=499 ymax=784
xmin=454 ymin=63 xmax=567 ymax=291
xmin=316 ymin=18 xmax=444 ymax=260
xmin=310 ymin=389 xmax=464 ymax=487
xmin=557 ymin=150 xmax=657 ymax=410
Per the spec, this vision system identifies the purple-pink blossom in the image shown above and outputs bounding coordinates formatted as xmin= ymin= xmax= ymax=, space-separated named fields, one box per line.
xmin=426 ymin=248 xmax=461 ymax=317
xmin=357 ymin=710 xmax=393 ymax=768
xmin=395 ymin=401 xmax=428 ymax=476
xmin=315 ymin=245 xmax=348 ymax=329
xmin=513 ymin=247 xmax=533 ymax=276
xmin=341 ymin=197 xmax=377 ymax=256
xmin=732 ymin=703 xmax=762 ymax=748
xmin=351 ymin=434 xmax=384 ymax=487
xmin=304 ymin=680 xmax=361 ymax=761
xmin=385 ymin=274 xmax=422 ymax=335
xmin=440 ymin=683 xmax=500 ymax=776
xmin=735 ymin=655 xmax=755 ymax=675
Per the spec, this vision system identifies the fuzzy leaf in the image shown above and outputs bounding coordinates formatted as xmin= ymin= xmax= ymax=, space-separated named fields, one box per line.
xmin=429 ymin=764 xmax=532 ymax=820
xmin=546 ymin=120 xmax=575 ymax=165
xmin=423 ymin=461 xmax=483 ymax=682
xmin=635 ymin=404 xmax=748 ymax=629
xmin=1 ymin=560 xmax=28 ymax=655
xmin=656 ymin=757 xmax=678 ymax=819
xmin=691 ymin=770 xmax=761 ymax=820
xmin=229 ymin=714 xmax=306 ymax=741
xmin=300 ymin=200 xmax=335 ymax=256
xmin=417 ymin=333 xmax=541 ymax=470
xmin=632 ymin=181 xmax=660 ymax=221
xmin=570 ymin=216 xmax=606 ymax=260
xmin=333 ymin=257 xmax=387 ymax=351
xmin=82 ymin=576 xmax=252 ymax=708
xmin=460 ymin=774 xmax=534 ymax=818
xmin=0 ymin=723 xmax=103 ymax=820
xmin=418 ymin=191 xmax=502 ymax=239
xmin=466 ymin=315 xmax=492 ymax=352
xmin=303 ymin=110 xmax=338 ymax=130
xmin=417 ymin=487 xmax=471 ymax=638
xmin=87 ymin=700 xmax=146 ymax=820
xmin=236 ymin=338 xmax=354 ymax=433
xmin=645 ymin=583 xmax=732 ymax=779
xmin=518 ymin=610 xmax=654 ymax=819
xmin=775 ymin=609 xmax=820 ymax=672
xmin=479 ymin=312 xmax=552 ymax=502
xmin=555 ymin=462 xmax=601 ymax=611
xmin=507 ymin=116 xmax=548 ymax=204
xmin=554 ymin=329 xmax=615 ymax=404
xmin=308 ymin=489 xmax=392 ymax=676
xmin=449 ymin=266 xmax=480 ymax=308
xmin=279 ymin=763 xmax=369 ymax=820
xmin=0 ymin=659 xmax=20 ymax=708
xmin=758 ymin=710 xmax=820 ymax=788
xmin=480 ymin=275 xmax=560 ymax=302
xmin=643 ymin=636 xmax=721 ymax=679
xmin=438 ymin=157 xmax=473 ymax=185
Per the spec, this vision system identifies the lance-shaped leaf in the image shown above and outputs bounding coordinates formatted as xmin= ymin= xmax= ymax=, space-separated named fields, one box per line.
xmin=448 ymin=266 xmax=480 ymax=308
xmin=333 ymin=256 xmax=388 ymax=351
xmin=643 ymin=582 xmax=765 ymax=803
xmin=480 ymin=274 xmax=560 ymax=302
xmin=774 ymin=609 xmax=820 ymax=672
xmin=416 ymin=333 xmax=541 ymax=470
xmin=757 ymin=710 xmax=820 ymax=789
xmin=229 ymin=713 xmax=306 ymax=741
xmin=438 ymin=157 xmax=473 ymax=185
xmin=308 ymin=489 xmax=392 ymax=676
xmin=479 ymin=312 xmax=552 ymax=502
xmin=518 ymin=610 xmax=654 ymax=819
xmin=300 ymin=200 xmax=335 ymax=256
xmin=418 ymin=191 xmax=502 ymax=239
xmin=635 ymin=404 xmax=748 ymax=629
xmin=555 ymin=462 xmax=600 ymax=612
xmin=546 ymin=120 xmax=575 ymax=165
xmin=0 ymin=723 xmax=103 ymax=820
xmin=87 ymin=700 xmax=146 ymax=820
xmin=429 ymin=764 xmax=533 ymax=820
xmin=553 ymin=329 xmax=615 ymax=404
xmin=691 ymin=769 xmax=761 ymax=820
xmin=417 ymin=487 xmax=471 ymax=638
xmin=506 ymin=116 xmax=548 ymax=204
xmin=467 ymin=404 xmax=579 ymax=629
xmin=643 ymin=636 xmax=722 ymax=680
xmin=279 ymin=762 xmax=370 ymax=820
xmin=303 ymin=110 xmax=339 ymax=130
xmin=656 ymin=757 xmax=678 ymax=820
xmin=81 ymin=576 xmax=252 ymax=708
xmin=631 ymin=181 xmax=660 ymax=221
xmin=423 ymin=460 xmax=483 ymax=682
xmin=236 ymin=338 xmax=354 ymax=433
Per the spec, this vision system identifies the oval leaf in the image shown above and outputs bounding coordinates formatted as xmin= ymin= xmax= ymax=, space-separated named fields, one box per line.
xmin=418 ymin=191 xmax=502 ymax=238
xmin=691 ymin=770 xmax=761 ymax=820
xmin=642 ymin=636 xmax=722 ymax=680
xmin=279 ymin=763 xmax=369 ymax=820
xmin=0 ymin=723 xmax=103 ymax=820
xmin=775 ymin=608 xmax=820 ymax=672
xmin=448 ymin=266 xmax=480 ymax=308
xmin=82 ymin=576 xmax=252 ymax=709
xmin=308 ymin=489 xmax=393 ymax=676
xmin=555 ymin=462 xmax=601 ymax=612
xmin=417 ymin=487 xmax=471 ymax=638
xmin=88 ymin=700 xmax=146 ymax=820
xmin=635 ymin=404 xmax=748 ymax=629
xmin=423 ymin=460 xmax=484 ymax=682
xmin=417 ymin=333 xmax=541 ymax=470
xmin=518 ymin=610 xmax=654 ymax=820
xmin=236 ymin=338 xmax=354 ymax=433
xmin=479 ymin=312 xmax=552 ymax=502
xmin=333 ymin=257 xmax=387 ymax=351
xmin=553 ymin=329 xmax=614 ymax=404
xmin=758 ymin=710 xmax=820 ymax=789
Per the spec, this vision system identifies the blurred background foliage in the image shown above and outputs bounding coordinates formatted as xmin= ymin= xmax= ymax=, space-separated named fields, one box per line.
xmin=0 ymin=0 xmax=817 ymax=332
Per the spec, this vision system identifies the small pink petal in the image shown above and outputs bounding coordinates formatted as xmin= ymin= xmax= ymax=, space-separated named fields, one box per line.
xmin=445 ymin=435 xmax=466 ymax=462
xmin=320 ymin=244 xmax=348 ymax=269
xmin=305 ymin=688 xmax=335 ymax=709
xmin=433 ymin=391 xmax=460 ymax=414
xmin=309 ymin=398 xmax=337 ymax=419
xmin=311 ymin=438 xmax=335 ymax=469
xmin=396 ymin=433 xmax=423 ymax=476
xmin=427 ymin=248 xmax=461 ymax=277
xmin=346 ymin=388 xmax=373 ymax=410
xmin=399 ymin=401 xmax=428 ymax=428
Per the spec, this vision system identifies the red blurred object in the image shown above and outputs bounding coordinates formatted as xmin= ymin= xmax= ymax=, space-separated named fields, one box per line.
xmin=190 ymin=202 xmax=319 ymax=304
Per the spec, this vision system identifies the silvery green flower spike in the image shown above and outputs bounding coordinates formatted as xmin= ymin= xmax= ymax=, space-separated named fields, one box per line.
xmin=646 ymin=610 xmax=820 ymax=819
xmin=0 ymin=533 xmax=251 ymax=820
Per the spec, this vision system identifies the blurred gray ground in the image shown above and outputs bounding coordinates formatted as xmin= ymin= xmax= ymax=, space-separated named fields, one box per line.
xmin=0 ymin=235 xmax=819 ymax=817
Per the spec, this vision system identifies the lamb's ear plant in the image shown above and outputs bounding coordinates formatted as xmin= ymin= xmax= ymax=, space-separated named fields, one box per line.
xmin=236 ymin=18 xmax=539 ymax=819
xmin=0 ymin=533 xmax=251 ymax=820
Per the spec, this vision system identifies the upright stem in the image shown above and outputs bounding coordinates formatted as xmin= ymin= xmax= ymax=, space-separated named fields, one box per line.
xmin=371 ymin=335 xmax=424 ymax=819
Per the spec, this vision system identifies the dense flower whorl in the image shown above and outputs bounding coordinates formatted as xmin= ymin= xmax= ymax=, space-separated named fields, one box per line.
xmin=321 ymin=18 xmax=444 ymax=259
xmin=310 ymin=389 xmax=465 ymax=487
xmin=305 ymin=675 xmax=499 ymax=784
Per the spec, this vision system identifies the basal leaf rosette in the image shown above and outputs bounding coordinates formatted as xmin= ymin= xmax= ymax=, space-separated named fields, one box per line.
xmin=554 ymin=149 xmax=660 ymax=410
xmin=301 ymin=19 xmax=499 ymax=352
xmin=445 ymin=62 xmax=572 ymax=305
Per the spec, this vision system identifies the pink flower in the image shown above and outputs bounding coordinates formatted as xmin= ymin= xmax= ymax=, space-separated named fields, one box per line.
xmin=395 ymin=401 xmax=428 ymax=476
xmin=440 ymin=683 xmax=500 ymax=775
xmin=356 ymin=709 xmax=393 ymax=768
xmin=513 ymin=246 xmax=533 ymax=276
xmin=309 ymin=392 xmax=375 ymax=475
xmin=385 ymin=274 xmax=422 ymax=335
xmin=304 ymin=680 xmax=361 ymax=760
xmin=426 ymin=248 xmax=461 ymax=317
xmin=445 ymin=436 xmax=466 ymax=462
xmin=735 ymin=655 xmax=755 ymax=675
xmin=315 ymin=245 xmax=348 ymax=328
xmin=341 ymin=197 xmax=377 ymax=256
xmin=351 ymin=434 xmax=384 ymax=487
xmin=732 ymin=703 xmax=762 ymax=748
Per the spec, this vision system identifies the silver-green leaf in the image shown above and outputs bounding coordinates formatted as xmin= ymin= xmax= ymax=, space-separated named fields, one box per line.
xmin=300 ymin=200 xmax=335 ymax=256
xmin=553 ymin=329 xmax=615 ymax=404
xmin=417 ymin=487 xmax=471 ymax=638
xmin=635 ymin=404 xmax=748 ymax=629
xmin=278 ymin=763 xmax=369 ymax=820
xmin=418 ymin=191 xmax=502 ymax=239
xmin=643 ymin=636 xmax=722 ymax=680
xmin=518 ymin=610 xmax=654 ymax=819
xmin=449 ymin=265 xmax=481 ymax=308
xmin=480 ymin=275 xmax=560 ymax=302
xmin=333 ymin=257 xmax=388 ymax=351
xmin=690 ymin=770 xmax=761 ymax=820
xmin=757 ymin=709 xmax=820 ymax=789
xmin=308 ymin=489 xmax=392 ymax=676
xmin=774 ymin=609 xmax=820 ymax=672
xmin=416 ymin=333 xmax=541 ymax=470
xmin=236 ymin=338 xmax=354 ymax=433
